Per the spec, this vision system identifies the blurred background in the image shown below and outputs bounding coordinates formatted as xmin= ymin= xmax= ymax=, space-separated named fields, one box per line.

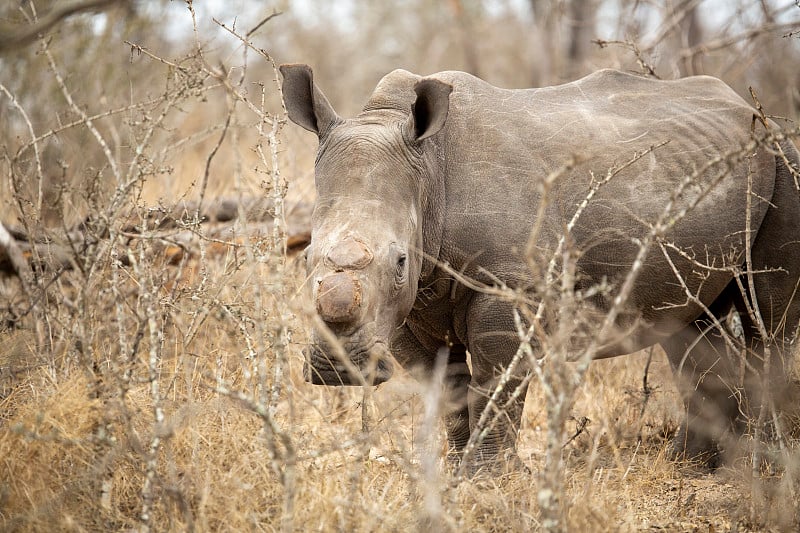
xmin=1 ymin=0 xmax=799 ymax=227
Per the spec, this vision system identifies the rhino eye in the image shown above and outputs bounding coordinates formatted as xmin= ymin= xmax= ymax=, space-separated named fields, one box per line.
xmin=395 ymin=254 xmax=407 ymax=280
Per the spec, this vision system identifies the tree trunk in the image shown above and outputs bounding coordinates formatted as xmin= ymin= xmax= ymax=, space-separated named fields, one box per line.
xmin=448 ymin=0 xmax=482 ymax=78
xmin=566 ymin=0 xmax=596 ymax=78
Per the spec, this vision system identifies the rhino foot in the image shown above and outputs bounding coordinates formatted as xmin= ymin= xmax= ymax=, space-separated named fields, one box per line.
xmin=669 ymin=424 xmax=723 ymax=470
xmin=455 ymin=448 xmax=531 ymax=480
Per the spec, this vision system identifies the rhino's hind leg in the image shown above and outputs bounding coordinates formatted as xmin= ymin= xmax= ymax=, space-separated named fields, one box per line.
xmin=661 ymin=288 xmax=790 ymax=468
xmin=660 ymin=311 xmax=742 ymax=468
xmin=662 ymin=274 xmax=800 ymax=468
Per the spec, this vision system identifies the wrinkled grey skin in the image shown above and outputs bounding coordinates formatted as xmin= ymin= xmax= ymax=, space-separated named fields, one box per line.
xmin=280 ymin=63 xmax=800 ymax=472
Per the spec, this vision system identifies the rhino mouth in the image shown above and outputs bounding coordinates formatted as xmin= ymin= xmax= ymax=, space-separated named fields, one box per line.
xmin=303 ymin=340 xmax=394 ymax=386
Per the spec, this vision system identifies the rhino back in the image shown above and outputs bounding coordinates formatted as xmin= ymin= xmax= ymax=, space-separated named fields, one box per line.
xmin=431 ymin=70 xmax=774 ymax=329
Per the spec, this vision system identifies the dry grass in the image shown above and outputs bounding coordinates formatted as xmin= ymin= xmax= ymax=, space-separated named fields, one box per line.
xmin=4 ymin=317 xmax=797 ymax=531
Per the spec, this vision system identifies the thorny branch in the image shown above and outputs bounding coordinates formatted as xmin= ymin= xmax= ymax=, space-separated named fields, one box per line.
xmin=592 ymin=39 xmax=659 ymax=78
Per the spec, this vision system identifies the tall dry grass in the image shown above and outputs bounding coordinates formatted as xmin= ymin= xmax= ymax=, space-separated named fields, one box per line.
xmin=1 ymin=2 xmax=800 ymax=532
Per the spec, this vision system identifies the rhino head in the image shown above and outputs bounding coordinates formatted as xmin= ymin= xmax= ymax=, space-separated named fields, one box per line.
xmin=280 ymin=64 xmax=452 ymax=386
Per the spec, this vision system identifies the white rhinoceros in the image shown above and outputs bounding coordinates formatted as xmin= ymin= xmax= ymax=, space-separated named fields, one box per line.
xmin=281 ymin=64 xmax=800 ymax=472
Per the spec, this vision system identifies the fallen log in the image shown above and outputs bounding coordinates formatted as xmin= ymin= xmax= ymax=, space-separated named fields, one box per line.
xmin=0 ymin=197 xmax=312 ymax=278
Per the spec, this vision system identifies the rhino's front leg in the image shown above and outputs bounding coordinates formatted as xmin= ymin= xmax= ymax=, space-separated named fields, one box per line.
xmin=390 ymin=324 xmax=472 ymax=464
xmin=463 ymin=293 xmax=529 ymax=473
xmin=441 ymin=344 xmax=471 ymax=464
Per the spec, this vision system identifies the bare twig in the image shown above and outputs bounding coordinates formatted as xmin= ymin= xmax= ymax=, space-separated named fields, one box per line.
xmin=0 ymin=0 xmax=126 ymax=52
xmin=679 ymin=22 xmax=800 ymax=62
xmin=592 ymin=39 xmax=660 ymax=78
xmin=41 ymin=40 xmax=121 ymax=182
xmin=247 ymin=10 xmax=283 ymax=38
xmin=562 ymin=416 xmax=590 ymax=449
xmin=635 ymin=347 xmax=654 ymax=444
xmin=640 ymin=0 xmax=705 ymax=52
xmin=0 ymin=82 xmax=45 ymax=233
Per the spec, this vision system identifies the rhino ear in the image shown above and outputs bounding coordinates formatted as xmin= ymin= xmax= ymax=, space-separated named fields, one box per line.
xmin=409 ymin=78 xmax=452 ymax=142
xmin=279 ymin=64 xmax=339 ymax=136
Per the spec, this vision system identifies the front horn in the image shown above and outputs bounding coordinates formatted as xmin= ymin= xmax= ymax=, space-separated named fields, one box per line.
xmin=316 ymin=272 xmax=362 ymax=323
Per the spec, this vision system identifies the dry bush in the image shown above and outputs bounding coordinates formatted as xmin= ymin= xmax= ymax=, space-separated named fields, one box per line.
xmin=1 ymin=1 xmax=800 ymax=532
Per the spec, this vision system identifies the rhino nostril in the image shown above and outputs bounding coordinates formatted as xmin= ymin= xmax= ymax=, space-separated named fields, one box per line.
xmin=316 ymin=272 xmax=362 ymax=323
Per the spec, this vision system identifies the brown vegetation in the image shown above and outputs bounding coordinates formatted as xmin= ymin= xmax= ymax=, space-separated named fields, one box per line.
xmin=1 ymin=1 xmax=800 ymax=531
